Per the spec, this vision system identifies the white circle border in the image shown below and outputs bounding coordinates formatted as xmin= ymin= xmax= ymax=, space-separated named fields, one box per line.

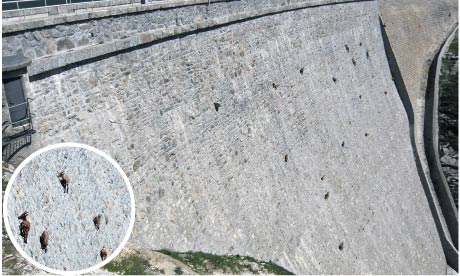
xmin=3 ymin=142 xmax=136 ymax=275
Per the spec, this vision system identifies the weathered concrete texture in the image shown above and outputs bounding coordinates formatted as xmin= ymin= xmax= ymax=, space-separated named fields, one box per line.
xmin=6 ymin=147 xmax=132 ymax=271
xmin=18 ymin=1 xmax=446 ymax=274
xmin=379 ymin=0 xmax=458 ymax=245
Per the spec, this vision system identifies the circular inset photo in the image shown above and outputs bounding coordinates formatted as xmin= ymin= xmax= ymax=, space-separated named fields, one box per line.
xmin=3 ymin=143 xmax=135 ymax=275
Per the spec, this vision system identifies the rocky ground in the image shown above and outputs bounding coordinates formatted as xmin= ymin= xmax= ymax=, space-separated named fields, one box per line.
xmin=103 ymin=245 xmax=293 ymax=275
xmin=2 ymin=234 xmax=293 ymax=275
xmin=439 ymin=32 xmax=458 ymax=208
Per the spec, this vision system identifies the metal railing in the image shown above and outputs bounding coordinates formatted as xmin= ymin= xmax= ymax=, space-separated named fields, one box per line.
xmin=3 ymin=98 xmax=34 ymax=133
xmin=2 ymin=0 xmax=139 ymax=11
xmin=2 ymin=130 xmax=32 ymax=161
xmin=2 ymin=98 xmax=35 ymax=161
xmin=7 ymin=101 xmax=31 ymax=127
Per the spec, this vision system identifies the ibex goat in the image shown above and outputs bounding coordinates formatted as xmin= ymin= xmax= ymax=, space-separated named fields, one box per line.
xmin=93 ymin=214 xmax=102 ymax=230
xmin=100 ymin=247 xmax=109 ymax=261
xmin=40 ymin=231 xmax=49 ymax=253
xmin=57 ymin=171 xmax=70 ymax=193
xmin=18 ymin=211 xmax=30 ymax=244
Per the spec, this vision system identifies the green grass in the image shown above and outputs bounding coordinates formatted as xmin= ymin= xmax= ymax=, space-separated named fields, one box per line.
xmin=103 ymin=254 xmax=152 ymax=275
xmin=448 ymin=35 xmax=458 ymax=57
xmin=173 ymin=266 xmax=184 ymax=275
xmin=103 ymin=248 xmax=293 ymax=275
xmin=157 ymin=249 xmax=294 ymax=275
xmin=2 ymin=179 xmax=8 ymax=192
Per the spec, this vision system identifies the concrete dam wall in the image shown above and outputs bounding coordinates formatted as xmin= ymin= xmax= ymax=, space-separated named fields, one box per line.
xmin=379 ymin=0 xmax=459 ymax=264
xmin=2 ymin=0 xmax=456 ymax=273
xmin=380 ymin=0 xmax=458 ymax=220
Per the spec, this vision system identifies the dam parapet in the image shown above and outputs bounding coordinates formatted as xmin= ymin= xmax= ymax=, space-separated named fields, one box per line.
xmin=2 ymin=0 xmax=376 ymax=77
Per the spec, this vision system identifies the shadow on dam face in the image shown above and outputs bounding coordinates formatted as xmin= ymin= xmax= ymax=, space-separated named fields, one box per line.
xmin=379 ymin=16 xmax=458 ymax=271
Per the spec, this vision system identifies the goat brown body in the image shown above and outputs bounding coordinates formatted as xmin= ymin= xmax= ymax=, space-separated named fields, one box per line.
xmin=40 ymin=231 xmax=49 ymax=253
xmin=18 ymin=212 xmax=30 ymax=244
xmin=93 ymin=215 xmax=102 ymax=230
xmin=57 ymin=171 xmax=70 ymax=193
xmin=100 ymin=247 xmax=109 ymax=261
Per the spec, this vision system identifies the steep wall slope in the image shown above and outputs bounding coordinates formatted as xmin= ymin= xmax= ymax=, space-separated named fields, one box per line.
xmin=379 ymin=0 xmax=458 ymax=248
xmin=3 ymin=0 xmax=447 ymax=273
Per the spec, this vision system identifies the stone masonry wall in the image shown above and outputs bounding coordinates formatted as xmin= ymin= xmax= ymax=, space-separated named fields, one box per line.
xmin=6 ymin=0 xmax=448 ymax=274
xmin=3 ymin=0 xmax=377 ymax=77
xmin=2 ymin=0 xmax=344 ymax=60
